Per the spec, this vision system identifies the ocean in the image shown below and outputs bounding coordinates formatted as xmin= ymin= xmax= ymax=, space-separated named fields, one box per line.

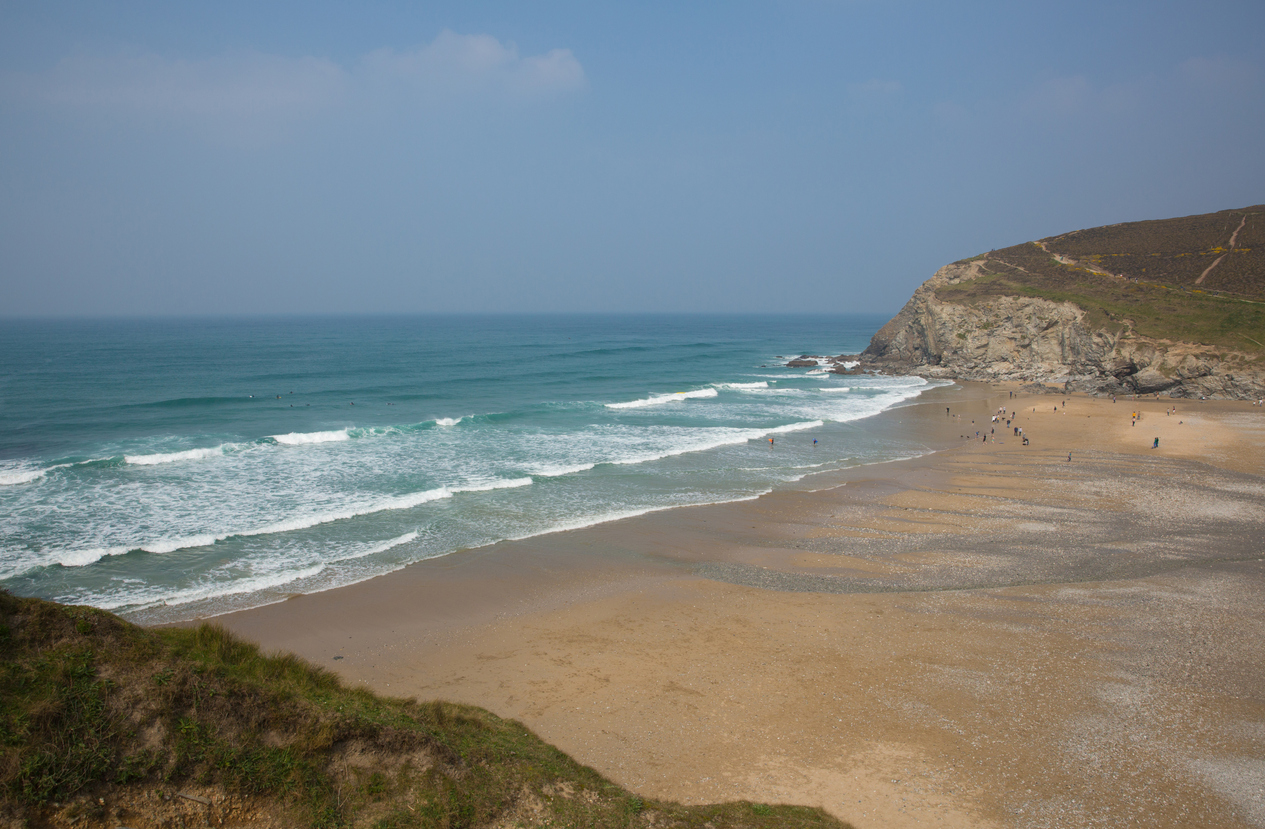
xmin=0 ymin=314 xmax=943 ymax=623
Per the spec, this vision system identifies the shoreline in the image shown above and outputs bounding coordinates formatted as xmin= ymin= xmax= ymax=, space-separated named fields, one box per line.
xmin=130 ymin=378 xmax=960 ymax=627
xmin=212 ymin=383 xmax=1265 ymax=829
xmin=175 ymin=381 xmax=972 ymax=631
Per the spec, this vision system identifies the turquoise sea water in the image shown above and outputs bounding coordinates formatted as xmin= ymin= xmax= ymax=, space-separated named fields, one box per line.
xmin=0 ymin=314 xmax=942 ymax=622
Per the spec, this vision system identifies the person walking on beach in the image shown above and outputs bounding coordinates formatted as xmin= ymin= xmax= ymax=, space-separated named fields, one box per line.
xmin=1153 ymin=437 xmax=1159 ymax=448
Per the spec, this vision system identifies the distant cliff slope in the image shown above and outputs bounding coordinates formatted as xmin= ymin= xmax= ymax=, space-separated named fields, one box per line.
xmin=862 ymin=205 xmax=1265 ymax=398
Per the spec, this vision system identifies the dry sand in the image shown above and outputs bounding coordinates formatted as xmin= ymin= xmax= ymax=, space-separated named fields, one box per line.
xmin=216 ymin=385 xmax=1265 ymax=829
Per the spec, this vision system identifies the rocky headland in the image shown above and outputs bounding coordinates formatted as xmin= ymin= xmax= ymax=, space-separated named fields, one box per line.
xmin=854 ymin=205 xmax=1265 ymax=398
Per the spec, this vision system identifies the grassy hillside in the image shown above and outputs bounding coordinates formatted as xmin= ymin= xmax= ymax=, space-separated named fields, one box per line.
xmin=0 ymin=591 xmax=850 ymax=829
xmin=1044 ymin=206 xmax=1265 ymax=297
xmin=938 ymin=205 xmax=1265 ymax=353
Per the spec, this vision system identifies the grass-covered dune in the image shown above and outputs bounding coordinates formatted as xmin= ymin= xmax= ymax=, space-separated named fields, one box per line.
xmin=0 ymin=591 xmax=850 ymax=829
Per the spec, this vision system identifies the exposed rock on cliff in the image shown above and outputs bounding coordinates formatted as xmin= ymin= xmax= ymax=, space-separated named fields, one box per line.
xmin=860 ymin=206 xmax=1265 ymax=399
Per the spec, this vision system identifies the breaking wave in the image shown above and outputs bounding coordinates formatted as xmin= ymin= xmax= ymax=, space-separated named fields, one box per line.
xmin=269 ymin=430 xmax=351 ymax=446
xmin=606 ymin=388 xmax=719 ymax=409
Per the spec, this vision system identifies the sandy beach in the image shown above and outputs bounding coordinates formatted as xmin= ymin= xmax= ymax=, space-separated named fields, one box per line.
xmin=214 ymin=384 xmax=1265 ymax=829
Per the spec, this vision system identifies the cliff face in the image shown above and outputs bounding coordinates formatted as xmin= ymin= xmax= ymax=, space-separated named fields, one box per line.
xmin=861 ymin=262 xmax=1265 ymax=399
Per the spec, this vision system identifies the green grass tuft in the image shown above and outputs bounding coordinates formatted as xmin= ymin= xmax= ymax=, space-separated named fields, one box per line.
xmin=0 ymin=590 xmax=854 ymax=828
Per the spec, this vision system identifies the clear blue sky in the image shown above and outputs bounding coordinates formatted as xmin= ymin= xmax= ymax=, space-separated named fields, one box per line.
xmin=2 ymin=1 xmax=1262 ymax=316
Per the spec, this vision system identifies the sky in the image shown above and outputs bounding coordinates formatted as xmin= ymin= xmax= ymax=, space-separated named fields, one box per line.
xmin=1 ymin=1 xmax=1263 ymax=317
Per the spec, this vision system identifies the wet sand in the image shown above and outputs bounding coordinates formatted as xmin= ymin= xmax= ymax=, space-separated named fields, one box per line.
xmin=215 ymin=384 xmax=1265 ymax=829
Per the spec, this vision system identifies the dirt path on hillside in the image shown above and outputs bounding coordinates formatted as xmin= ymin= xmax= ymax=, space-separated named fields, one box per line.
xmin=1035 ymin=240 xmax=1117 ymax=278
xmin=1229 ymin=213 xmax=1248 ymax=248
xmin=1196 ymin=213 xmax=1247 ymax=284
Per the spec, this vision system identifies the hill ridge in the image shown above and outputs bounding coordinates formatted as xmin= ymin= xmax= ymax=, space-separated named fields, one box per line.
xmin=861 ymin=205 xmax=1265 ymax=398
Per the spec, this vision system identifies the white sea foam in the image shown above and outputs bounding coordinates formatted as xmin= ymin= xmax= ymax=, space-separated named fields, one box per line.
xmin=766 ymin=420 xmax=824 ymax=434
xmin=457 ymin=477 xmax=534 ymax=493
xmin=37 ymin=479 xmax=534 ymax=567
xmin=106 ymin=534 xmax=436 ymax=613
xmin=339 ymin=531 xmax=420 ymax=561
xmin=270 ymin=429 xmax=350 ymax=445
xmin=247 ymin=488 xmax=454 ymax=538
xmin=352 ymin=425 xmax=399 ymax=438
xmin=30 ymin=545 xmax=133 ymax=573
xmin=604 ymin=420 xmax=826 ymax=468
xmin=434 ymin=417 xmax=464 ymax=427
xmin=38 ymin=535 xmax=221 ymax=572
xmin=0 ymin=467 xmax=46 ymax=486
xmin=100 ymin=563 xmax=331 ymax=611
xmin=820 ymin=387 xmax=852 ymax=393
xmin=140 ymin=533 xmax=226 ymax=555
xmin=606 ymin=388 xmax=719 ymax=409
xmin=520 ymin=422 xmax=827 ymax=479
xmin=506 ymin=492 xmax=769 ymax=541
xmin=165 ymin=564 xmax=329 ymax=606
xmin=529 ymin=462 xmax=597 ymax=478
xmin=0 ymin=539 xmax=108 ymax=579
xmin=125 ymin=446 xmax=226 ymax=466
xmin=714 ymin=381 xmax=769 ymax=390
